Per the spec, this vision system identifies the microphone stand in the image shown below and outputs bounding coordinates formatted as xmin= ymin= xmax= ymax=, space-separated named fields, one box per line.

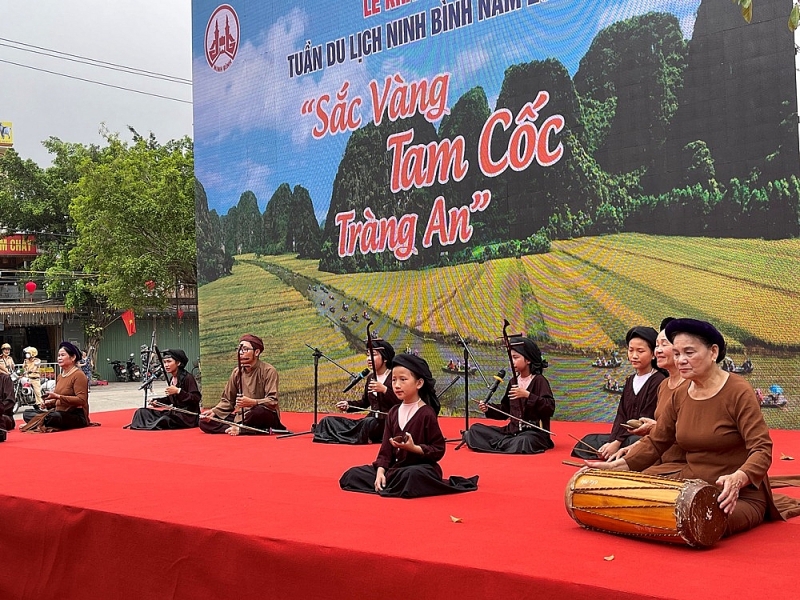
xmin=277 ymin=343 xmax=357 ymax=439
xmin=449 ymin=332 xmax=495 ymax=444
xmin=142 ymin=330 xmax=157 ymax=408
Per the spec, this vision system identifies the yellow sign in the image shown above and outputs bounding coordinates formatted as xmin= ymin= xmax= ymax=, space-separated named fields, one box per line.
xmin=0 ymin=122 xmax=12 ymax=147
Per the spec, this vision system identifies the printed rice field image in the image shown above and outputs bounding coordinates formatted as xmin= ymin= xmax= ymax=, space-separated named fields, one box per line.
xmin=199 ymin=234 xmax=800 ymax=429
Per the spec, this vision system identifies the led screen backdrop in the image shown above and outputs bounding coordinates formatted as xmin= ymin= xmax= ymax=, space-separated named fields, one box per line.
xmin=192 ymin=0 xmax=800 ymax=428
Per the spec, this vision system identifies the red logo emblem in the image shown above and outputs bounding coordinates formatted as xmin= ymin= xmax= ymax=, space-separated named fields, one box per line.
xmin=205 ymin=4 xmax=240 ymax=72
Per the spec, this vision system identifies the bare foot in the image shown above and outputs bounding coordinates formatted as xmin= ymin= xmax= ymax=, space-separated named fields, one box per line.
xmin=225 ymin=425 xmax=241 ymax=436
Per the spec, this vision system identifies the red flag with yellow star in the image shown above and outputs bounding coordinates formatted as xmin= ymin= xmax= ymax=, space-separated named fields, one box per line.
xmin=121 ymin=309 xmax=136 ymax=336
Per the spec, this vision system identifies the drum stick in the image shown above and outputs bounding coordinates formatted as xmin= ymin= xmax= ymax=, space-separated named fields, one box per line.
xmin=562 ymin=460 xmax=585 ymax=468
xmin=568 ymin=433 xmax=602 ymax=455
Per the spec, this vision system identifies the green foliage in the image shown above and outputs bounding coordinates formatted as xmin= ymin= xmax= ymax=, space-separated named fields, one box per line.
xmin=1 ymin=129 xmax=198 ymax=350
xmin=196 ymin=179 xmax=233 ymax=284
xmin=262 ymin=183 xmax=322 ymax=258
xmin=222 ymin=190 xmax=263 ymax=255
xmin=574 ymin=12 xmax=688 ymax=175
xmin=625 ymin=175 xmax=800 ymax=238
xmin=68 ymin=130 xmax=196 ymax=314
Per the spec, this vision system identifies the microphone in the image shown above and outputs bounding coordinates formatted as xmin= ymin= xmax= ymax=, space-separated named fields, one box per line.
xmin=138 ymin=365 xmax=164 ymax=390
xmin=482 ymin=369 xmax=506 ymax=404
xmin=342 ymin=368 xmax=371 ymax=393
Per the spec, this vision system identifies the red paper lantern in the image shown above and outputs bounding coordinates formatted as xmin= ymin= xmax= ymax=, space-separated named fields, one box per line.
xmin=145 ymin=280 xmax=156 ymax=291
xmin=177 ymin=308 xmax=185 ymax=319
xmin=25 ymin=281 xmax=37 ymax=294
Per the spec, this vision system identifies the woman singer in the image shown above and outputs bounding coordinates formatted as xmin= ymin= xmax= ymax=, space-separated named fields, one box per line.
xmin=127 ymin=349 xmax=201 ymax=430
xmin=21 ymin=342 xmax=90 ymax=432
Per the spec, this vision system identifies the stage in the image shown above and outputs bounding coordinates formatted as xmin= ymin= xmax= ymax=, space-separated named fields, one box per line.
xmin=2 ymin=410 xmax=799 ymax=600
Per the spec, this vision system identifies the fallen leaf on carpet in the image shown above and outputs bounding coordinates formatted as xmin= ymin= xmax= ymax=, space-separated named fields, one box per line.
xmin=781 ymin=453 xmax=794 ymax=461
xmin=604 ymin=555 xmax=614 ymax=561
xmin=450 ymin=515 xmax=463 ymax=523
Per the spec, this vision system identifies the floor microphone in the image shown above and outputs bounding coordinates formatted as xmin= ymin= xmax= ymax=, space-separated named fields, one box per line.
xmin=342 ymin=368 xmax=370 ymax=393
xmin=483 ymin=368 xmax=506 ymax=403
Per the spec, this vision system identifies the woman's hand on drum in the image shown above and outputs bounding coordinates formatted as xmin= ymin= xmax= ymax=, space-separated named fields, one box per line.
xmin=716 ymin=469 xmax=750 ymax=515
xmin=630 ymin=417 xmax=656 ymax=436
xmin=584 ymin=458 xmax=630 ymax=471
xmin=609 ymin=443 xmax=636 ymax=461
xmin=598 ymin=440 xmax=621 ymax=460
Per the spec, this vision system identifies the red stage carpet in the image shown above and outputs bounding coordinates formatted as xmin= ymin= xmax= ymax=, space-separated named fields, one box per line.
xmin=2 ymin=410 xmax=799 ymax=600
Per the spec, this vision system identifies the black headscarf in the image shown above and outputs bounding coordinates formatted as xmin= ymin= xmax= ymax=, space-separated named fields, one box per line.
xmin=391 ymin=353 xmax=440 ymax=415
xmin=162 ymin=349 xmax=189 ymax=370
xmin=625 ymin=326 xmax=659 ymax=369
xmin=58 ymin=341 xmax=81 ymax=361
xmin=508 ymin=336 xmax=548 ymax=374
xmin=368 ymin=339 xmax=395 ymax=368
xmin=665 ymin=318 xmax=727 ymax=363
xmin=659 ymin=317 xmax=676 ymax=332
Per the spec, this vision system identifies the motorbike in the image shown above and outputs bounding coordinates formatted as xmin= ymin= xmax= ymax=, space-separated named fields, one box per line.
xmin=126 ymin=353 xmax=141 ymax=382
xmin=10 ymin=368 xmax=55 ymax=413
xmin=107 ymin=357 xmax=128 ymax=382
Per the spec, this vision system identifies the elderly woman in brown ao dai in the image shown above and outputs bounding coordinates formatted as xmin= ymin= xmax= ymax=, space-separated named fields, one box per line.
xmin=587 ymin=319 xmax=800 ymax=536
xmin=22 ymin=341 xmax=90 ymax=432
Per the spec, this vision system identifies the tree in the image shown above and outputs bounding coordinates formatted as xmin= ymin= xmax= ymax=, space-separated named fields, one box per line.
xmin=195 ymin=179 xmax=232 ymax=284
xmin=47 ymin=129 xmax=197 ymax=350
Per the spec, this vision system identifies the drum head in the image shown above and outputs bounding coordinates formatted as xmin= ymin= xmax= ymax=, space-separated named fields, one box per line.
xmin=676 ymin=480 xmax=727 ymax=547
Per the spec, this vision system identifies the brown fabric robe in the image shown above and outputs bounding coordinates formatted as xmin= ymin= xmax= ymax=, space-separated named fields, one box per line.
xmin=625 ymin=373 xmax=784 ymax=535
xmin=212 ymin=360 xmax=279 ymax=423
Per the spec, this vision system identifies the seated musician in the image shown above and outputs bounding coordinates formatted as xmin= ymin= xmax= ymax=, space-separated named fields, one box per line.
xmin=339 ymin=353 xmax=478 ymax=498
xmin=21 ymin=342 xmax=90 ymax=432
xmin=607 ymin=318 xmax=686 ymax=476
xmin=313 ymin=339 xmax=401 ymax=444
xmin=587 ymin=319 xmax=800 ymax=536
xmin=571 ymin=326 xmax=665 ymax=460
xmin=199 ymin=334 xmax=286 ymax=436
xmin=462 ymin=336 xmax=555 ymax=454
xmin=0 ymin=368 xmax=14 ymax=431
xmin=127 ymin=349 xmax=201 ymax=430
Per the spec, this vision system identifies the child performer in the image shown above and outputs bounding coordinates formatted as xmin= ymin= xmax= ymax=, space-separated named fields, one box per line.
xmin=571 ymin=326 xmax=665 ymax=460
xmin=462 ymin=336 xmax=555 ymax=453
xmin=313 ymin=339 xmax=401 ymax=444
xmin=339 ymin=353 xmax=478 ymax=498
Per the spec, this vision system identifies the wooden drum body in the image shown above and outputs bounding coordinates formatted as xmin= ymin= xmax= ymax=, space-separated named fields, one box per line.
xmin=565 ymin=468 xmax=727 ymax=547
